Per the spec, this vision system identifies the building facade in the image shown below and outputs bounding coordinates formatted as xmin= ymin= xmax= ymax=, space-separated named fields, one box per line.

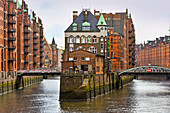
xmin=16 ymin=0 xmax=44 ymax=70
xmin=0 ymin=0 xmax=45 ymax=80
xmin=94 ymin=9 xmax=136 ymax=69
xmin=43 ymin=37 xmax=58 ymax=68
xmin=58 ymin=46 xmax=64 ymax=71
xmin=136 ymin=36 xmax=170 ymax=68
xmin=62 ymin=9 xmax=108 ymax=74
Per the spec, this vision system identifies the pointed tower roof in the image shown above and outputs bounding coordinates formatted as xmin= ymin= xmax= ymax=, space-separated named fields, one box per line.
xmin=97 ymin=13 xmax=107 ymax=26
xmin=52 ymin=37 xmax=56 ymax=45
xmin=17 ymin=0 xmax=21 ymax=9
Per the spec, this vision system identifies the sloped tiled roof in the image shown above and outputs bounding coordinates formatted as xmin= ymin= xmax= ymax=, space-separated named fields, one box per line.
xmin=65 ymin=11 xmax=100 ymax=32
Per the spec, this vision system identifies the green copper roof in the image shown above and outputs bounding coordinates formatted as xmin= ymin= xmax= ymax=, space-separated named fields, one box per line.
xmin=72 ymin=23 xmax=77 ymax=27
xmin=13 ymin=0 xmax=16 ymax=3
xmin=36 ymin=21 xmax=39 ymax=24
xmin=23 ymin=9 xmax=27 ymax=13
xmin=17 ymin=0 xmax=21 ymax=9
xmin=163 ymin=38 xmax=166 ymax=41
xmin=28 ymin=14 xmax=31 ymax=17
xmin=168 ymin=37 xmax=170 ymax=40
xmin=97 ymin=13 xmax=107 ymax=26
xmin=39 ymin=24 xmax=42 ymax=27
xmin=32 ymin=18 xmax=35 ymax=20
xmin=128 ymin=16 xmax=131 ymax=19
xmin=82 ymin=22 xmax=90 ymax=26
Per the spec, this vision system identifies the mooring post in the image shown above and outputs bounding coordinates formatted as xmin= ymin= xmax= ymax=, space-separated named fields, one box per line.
xmin=93 ymin=74 xmax=96 ymax=97
xmin=22 ymin=76 xmax=24 ymax=89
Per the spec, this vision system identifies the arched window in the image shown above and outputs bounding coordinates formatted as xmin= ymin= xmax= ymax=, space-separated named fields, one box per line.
xmin=87 ymin=46 xmax=97 ymax=54
xmin=88 ymin=36 xmax=91 ymax=43
xmin=69 ymin=36 xmax=74 ymax=43
xmin=93 ymin=36 xmax=97 ymax=43
xmin=76 ymin=36 xmax=80 ymax=43
xmin=81 ymin=36 xmax=85 ymax=44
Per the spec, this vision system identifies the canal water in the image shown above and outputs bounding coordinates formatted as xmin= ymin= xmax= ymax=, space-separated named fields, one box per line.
xmin=0 ymin=77 xmax=170 ymax=113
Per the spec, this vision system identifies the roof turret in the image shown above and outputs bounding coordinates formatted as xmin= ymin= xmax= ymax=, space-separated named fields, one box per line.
xmin=97 ymin=13 xmax=107 ymax=26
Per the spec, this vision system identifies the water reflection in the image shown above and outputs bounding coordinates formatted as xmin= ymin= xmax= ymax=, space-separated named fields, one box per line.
xmin=0 ymin=78 xmax=170 ymax=112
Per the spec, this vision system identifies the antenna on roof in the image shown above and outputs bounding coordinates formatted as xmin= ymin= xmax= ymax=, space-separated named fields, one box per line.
xmin=101 ymin=9 xmax=102 ymax=13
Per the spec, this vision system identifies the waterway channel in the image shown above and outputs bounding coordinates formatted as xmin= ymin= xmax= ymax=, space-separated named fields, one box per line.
xmin=0 ymin=77 xmax=170 ymax=112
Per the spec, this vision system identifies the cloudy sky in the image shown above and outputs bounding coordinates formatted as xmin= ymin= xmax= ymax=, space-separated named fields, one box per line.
xmin=23 ymin=0 xmax=170 ymax=47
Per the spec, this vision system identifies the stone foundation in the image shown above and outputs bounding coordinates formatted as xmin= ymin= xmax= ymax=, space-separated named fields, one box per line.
xmin=60 ymin=73 xmax=134 ymax=101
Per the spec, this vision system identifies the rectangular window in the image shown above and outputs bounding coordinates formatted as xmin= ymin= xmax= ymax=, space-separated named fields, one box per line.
xmin=69 ymin=57 xmax=73 ymax=61
xmin=73 ymin=27 xmax=77 ymax=31
xmin=97 ymin=66 xmax=99 ymax=72
xmin=81 ymin=57 xmax=85 ymax=61
xmin=74 ymin=57 xmax=77 ymax=61
xmin=111 ymin=52 xmax=113 ymax=58
xmin=86 ymin=57 xmax=90 ymax=61
xmin=111 ymin=45 xmax=113 ymax=50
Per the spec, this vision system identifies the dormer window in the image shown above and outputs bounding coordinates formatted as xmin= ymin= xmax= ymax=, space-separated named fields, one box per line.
xmin=82 ymin=22 xmax=90 ymax=31
xmin=72 ymin=23 xmax=77 ymax=31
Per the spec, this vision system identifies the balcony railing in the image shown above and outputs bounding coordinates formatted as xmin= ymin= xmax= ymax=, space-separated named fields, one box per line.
xmin=8 ymin=46 xmax=16 ymax=50
xmin=24 ymin=29 xmax=30 ymax=34
xmin=24 ymin=50 xmax=30 ymax=54
xmin=40 ymin=40 xmax=44 ymax=43
xmin=33 ymin=53 xmax=38 ymax=56
xmin=33 ymin=47 xmax=38 ymax=50
xmin=33 ymin=36 xmax=38 ymax=39
xmin=24 ymin=44 xmax=30 ymax=47
xmin=33 ymin=41 xmax=38 ymax=45
xmin=24 ymin=37 xmax=30 ymax=40
xmin=8 ymin=20 xmax=16 ymax=24
xmin=8 ymin=37 xmax=16 ymax=41
xmin=40 ymin=45 xmax=43 ymax=48
xmin=8 ymin=28 xmax=16 ymax=33
xmin=33 ymin=30 xmax=38 ymax=33
xmin=24 ymin=22 xmax=31 ymax=27
xmin=8 ymin=11 xmax=16 ymax=16
xmin=8 ymin=57 xmax=16 ymax=62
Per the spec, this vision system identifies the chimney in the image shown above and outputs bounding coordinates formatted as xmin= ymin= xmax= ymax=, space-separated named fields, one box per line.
xmin=73 ymin=11 xmax=78 ymax=22
xmin=84 ymin=10 xmax=88 ymax=22
xmin=94 ymin=10 xmax=100 ymax=19
xmin=126 ymin=9 xmax=128 ymax=15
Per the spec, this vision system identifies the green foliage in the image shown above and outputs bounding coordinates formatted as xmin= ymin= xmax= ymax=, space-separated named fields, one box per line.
xmin=61 ymin=49 xmax=65 ymax=60
xmin=107 ymin=39 xmax=111 ymax=52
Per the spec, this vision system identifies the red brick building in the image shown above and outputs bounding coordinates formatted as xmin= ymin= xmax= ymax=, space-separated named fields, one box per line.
xmin=0 ymin=0 xmax=45 ymax=80
xmin=136 ymin=36 xmax=170 ymax=68
xmin=16 ymin=0 xmax=44 ymax=70
xmin=94 ymin=9 xmax=136 ymax=71
xmin=43 ymin=37 xmax=59 ymax=68
xmin=0 ymin=0 xmax=17 ymax=79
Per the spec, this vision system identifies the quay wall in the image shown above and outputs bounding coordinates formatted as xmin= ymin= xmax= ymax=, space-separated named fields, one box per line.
xmin=0 ymin=73 xmax=43 ymax=95
xmin=60 ymin=72 xmax=134 ymax=101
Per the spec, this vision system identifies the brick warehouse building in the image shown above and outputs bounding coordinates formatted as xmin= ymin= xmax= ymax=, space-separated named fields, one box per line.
xmin=94 ymin=9 xmax=136 ymax=70
xmin=136 ymin=36 xmax=170 ymax=68
xmin=0 ymin=0 xmax=45 ymax=79
xmin=62 ymin=9 xmax=107 ymax=74
xmin=62 ymin=9 xmax=136 ymax=73
xmin=43 ymin=37 xmax=58 ymax=68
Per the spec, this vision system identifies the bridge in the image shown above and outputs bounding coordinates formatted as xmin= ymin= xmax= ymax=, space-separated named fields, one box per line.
xmin=119 ymin=66 xmax=170 ymax=76
xmin=17 ymin=68 xmax=62 ymax=76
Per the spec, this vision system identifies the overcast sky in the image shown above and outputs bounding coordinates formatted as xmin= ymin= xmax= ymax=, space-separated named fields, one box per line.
xmin=23 ymin=0 xmax=170 ymax=47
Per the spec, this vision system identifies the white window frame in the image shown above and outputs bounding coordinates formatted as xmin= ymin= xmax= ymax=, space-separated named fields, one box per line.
xmin=69 ymin=57 xmax=73 ymax=61
xmin=86 ymin=57 xmax=90 ymax=61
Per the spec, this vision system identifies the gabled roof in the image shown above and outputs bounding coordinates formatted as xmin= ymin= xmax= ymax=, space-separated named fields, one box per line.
xmin=65 ymin=11 xmax=100 ymax=32
xmin=97 ymin=13 xmax=107 ymax=26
